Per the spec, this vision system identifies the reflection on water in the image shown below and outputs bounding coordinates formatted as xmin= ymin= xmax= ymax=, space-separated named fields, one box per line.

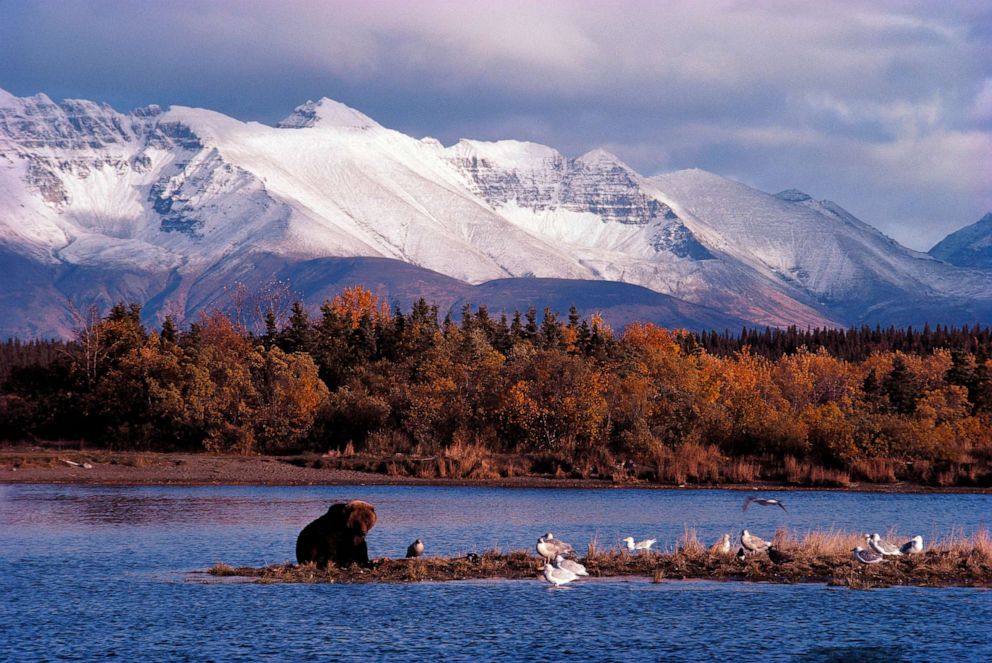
xmin=1 ymin=484 xmax=990 ymax=661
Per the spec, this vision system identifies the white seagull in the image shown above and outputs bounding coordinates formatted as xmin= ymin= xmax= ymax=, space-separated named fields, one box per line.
xmin=852 ymin=546 xmax=884 ymax=564
xmin=866 ymin=533 xmax=902 ymax=556
xmin=557 ymin=557 xmax=588 ymax=576
xmin=742 ymin=496 xmax=787 ymax=512
xmin=536 ymin=533 xmax=574 ymax=561
xmin=899 ymin=535 xmax=924 ymax=555
xmin=622 ymin=536 xmax=656 ymax=553
xmin=740 ymin=529 xmax=770 ymax=553
xmin=543 ymin=555 xmax=579 ymax=587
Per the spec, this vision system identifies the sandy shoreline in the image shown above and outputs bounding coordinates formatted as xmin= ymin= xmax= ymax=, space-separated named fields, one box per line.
xmin=2 ymin=447 xmax=990 ymax=493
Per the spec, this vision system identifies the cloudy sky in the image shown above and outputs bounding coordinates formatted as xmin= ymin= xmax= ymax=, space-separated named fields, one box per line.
xmin=2 ymin=0 xmax=990 ymax=249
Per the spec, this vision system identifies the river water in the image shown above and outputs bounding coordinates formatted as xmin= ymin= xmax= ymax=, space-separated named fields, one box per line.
xmin=1 ymin=484 xmax=990 ymax=661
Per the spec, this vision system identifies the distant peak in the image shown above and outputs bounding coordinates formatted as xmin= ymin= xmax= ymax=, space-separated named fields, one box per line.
xmin=775 ymin=189 xmax=812 ymax=203
xmin=979 ymin=212 xmax=992 ymax=224
xmin=447 ymin=139 xmax=561 ymax=165
xmin=576 ymin=148 xmax=627 ymax=168
xmin=277 ymin=97 xmax=380 ymax=130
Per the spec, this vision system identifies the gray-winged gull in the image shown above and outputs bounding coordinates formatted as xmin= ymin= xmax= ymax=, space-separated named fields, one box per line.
xmin=899 ymin=535 xmax=924 ymax=555
xmin=536 ymin=533 xmax=574 ymax=561
xmin=852 ymin=546 xmax=884 ymax=564
xmin=557 ymin=557 xmax=588 ymax=576
xmin=740 ymin=529 xmax=770 ymax=553
xmin=543 ymin=555 xmax=579 ymax=587
xmin=867 ymin=533 xmax=902 ymax=556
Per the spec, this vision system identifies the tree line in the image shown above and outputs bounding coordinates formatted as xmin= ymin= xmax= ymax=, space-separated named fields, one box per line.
xmin=1 ymin=289 xmax=991 ymax=486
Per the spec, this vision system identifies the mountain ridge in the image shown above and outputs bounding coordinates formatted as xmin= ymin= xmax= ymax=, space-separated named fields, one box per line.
xmin=0 ymin=87 xmax=990 ymax=338
xmin=929 ymin=212 xmax=992 ymax=269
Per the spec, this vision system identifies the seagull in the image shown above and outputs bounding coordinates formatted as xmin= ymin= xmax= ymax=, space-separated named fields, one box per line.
xmin=536 ymin=533 xmax=574 ymax=561
xmin=899 ymin=535 xmax=924 ymax=555
xmin=406 ymin=539 xmax=425 ymax=558
xmin=767 ymin=546 xmax=795 ymax=565
xmin=852 ymin=546 xmax=884 ymax=564
xmin=866 ymin=533 xmax=902 ymax=556
xmin=736 ymin=547 xmax=747 ymax=562
xmin=543 ymin=555 xmax=579 ymax=587
xmin=557 ymin=557 xmax=588 ymax=577
xmin=742 ymin=496 xmax=787 ymax=512
xmin=740 ymin=529 xmax=770 ymax=553
xmin=622 ymin=536 xmax=657 ymax=553
xmin=710 ymin=533 xmax=732 ymax=555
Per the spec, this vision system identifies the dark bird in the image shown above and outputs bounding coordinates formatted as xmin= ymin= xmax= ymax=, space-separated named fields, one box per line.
xmin=406 ymin=539 xmax=425 ymax=558
xmin=465 ymin=552 xmax=480 ymax=563
xmin=767 ymin=546 xmax=795 ymax=565
xmin=742 ymin=496 xmax=787 ymax=512
xmin=736 ymin=547 xmax=747 ymax=562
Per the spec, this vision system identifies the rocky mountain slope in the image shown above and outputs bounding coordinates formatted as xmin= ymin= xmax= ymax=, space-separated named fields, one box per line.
xmin=1 ymin=87 xmax=990 ymax=338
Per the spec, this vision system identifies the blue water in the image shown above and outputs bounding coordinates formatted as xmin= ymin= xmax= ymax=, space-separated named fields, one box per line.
xmin=1 ymin=484 xmax=990 ymax=661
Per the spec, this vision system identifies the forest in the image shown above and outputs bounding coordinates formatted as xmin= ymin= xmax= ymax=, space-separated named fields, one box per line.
xmin=2 ymin=288 xmax=991 ymax=487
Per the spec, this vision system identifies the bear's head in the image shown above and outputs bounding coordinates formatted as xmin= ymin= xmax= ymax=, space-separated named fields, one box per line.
xmin=327 ymin=500 xmax=377 ymax=541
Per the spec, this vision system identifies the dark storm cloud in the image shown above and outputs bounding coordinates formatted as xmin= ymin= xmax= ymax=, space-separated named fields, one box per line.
xmin=1 ymin=0 xmax=989 ymax=249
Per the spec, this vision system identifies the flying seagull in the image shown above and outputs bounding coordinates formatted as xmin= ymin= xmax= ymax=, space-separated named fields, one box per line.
xmin=852 ymin=546 xmax=884 ymax=564
xmin=536 ymin=533 xmax=574 ymax=561
xmin=740 ymin=529 xmax=770 ymax=553
xmin=406 ymin=539 xmax=425 ymax=558
xmin=543 ymin=555 xmax=579 ymax=587
xmin=866 ymin=533 xmax=902 ymax=556
xmin=710 ymin=533 xmax=732 ymax=556
xmin=622 ymin=537 xmax=657 ymax=553
xmin=899 ymin=535 xmax=924 ymax=555
xmin=742 ymin=496 xmax=787 ymax=512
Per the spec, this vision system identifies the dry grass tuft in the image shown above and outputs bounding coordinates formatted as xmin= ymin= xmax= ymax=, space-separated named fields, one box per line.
xmin=677 ymin=526 xmax=705 ymax=556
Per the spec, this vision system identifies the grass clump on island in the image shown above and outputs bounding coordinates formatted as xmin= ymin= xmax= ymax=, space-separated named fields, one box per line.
xmin=207 ymin=528 xmax=992 ymax=589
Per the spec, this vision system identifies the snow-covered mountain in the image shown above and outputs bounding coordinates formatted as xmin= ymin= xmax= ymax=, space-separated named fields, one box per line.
xmin=929 ymin=213 xmax=992 ymax=269
xmin=1 ymin=88 xmax=990 ymax=338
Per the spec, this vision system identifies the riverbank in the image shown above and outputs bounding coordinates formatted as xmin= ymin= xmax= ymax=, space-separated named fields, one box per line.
xmin=3 ymin=447 xmax=992 ymax=493
xmin=205 ymin=534 xmax=992 ymax=588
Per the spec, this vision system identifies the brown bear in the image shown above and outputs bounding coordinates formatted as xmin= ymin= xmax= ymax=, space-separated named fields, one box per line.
xmin=295 ymin=500 xmax=377 ymax=568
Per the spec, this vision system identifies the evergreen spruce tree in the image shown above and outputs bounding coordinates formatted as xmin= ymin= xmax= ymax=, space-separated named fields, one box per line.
xmin=281 ymin=301 xmax=313 ymax=353
xmin=524 ymin=306 xmax=539 ymax=341
xmin=969 ymin=348 xmax=992 ymax=414
xmin=945 ymin=348 xmax=973 ymax=388
xmin=883 ymin=356 xmax=920 ymax=414
xmin=262 ymin=310 xmax=278 ymax=349
xmin=160 ymin=316 xmax=178 ymax=345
